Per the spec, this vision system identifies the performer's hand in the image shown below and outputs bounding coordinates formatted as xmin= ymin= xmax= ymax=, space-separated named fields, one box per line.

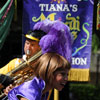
xmin=20 ymin=97 xmax=28 ymax=100
xmin=17 ymin=96 xmax=28 ymax=100
xmin=3 ymin=84 xmax=14 ymax=95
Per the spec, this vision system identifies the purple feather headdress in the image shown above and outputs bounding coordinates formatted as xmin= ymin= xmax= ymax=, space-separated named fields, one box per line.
xmin=33 ymin=19 xmax=73 ymax=62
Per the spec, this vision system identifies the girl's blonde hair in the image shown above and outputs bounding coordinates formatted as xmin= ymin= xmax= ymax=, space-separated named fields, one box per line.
xmin=32 ymin=53 xmax=71 ymax=85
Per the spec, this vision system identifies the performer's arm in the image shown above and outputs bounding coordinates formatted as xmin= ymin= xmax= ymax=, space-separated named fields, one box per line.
xmin=0 ymin=58 xmax=21 ymax=74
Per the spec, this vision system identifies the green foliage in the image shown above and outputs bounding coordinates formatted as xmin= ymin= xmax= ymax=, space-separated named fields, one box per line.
xmin=69 ymin=83 xmax=100 ymax=100
xmin=92 ymin=34 xmax=100 ymax=54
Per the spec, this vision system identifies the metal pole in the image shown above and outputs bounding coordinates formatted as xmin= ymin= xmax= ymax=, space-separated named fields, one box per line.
xmin=54 ymin=89 xmax=59 ymax=100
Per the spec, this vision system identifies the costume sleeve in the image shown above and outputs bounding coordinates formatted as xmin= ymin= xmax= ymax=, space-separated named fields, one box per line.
xmin=8 ymin=88 xmax=40 ymax=100
xmin=8 ymin=77 xmax=45 ymax=100
xmin=8 ymin=88 xmax=18 ymax=100
xmin=0 ymin=58 xmax=21 ymax=74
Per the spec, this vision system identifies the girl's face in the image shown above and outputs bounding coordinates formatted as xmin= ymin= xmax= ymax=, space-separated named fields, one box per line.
xmin=52 ymin=69 xmax=69 ymax=91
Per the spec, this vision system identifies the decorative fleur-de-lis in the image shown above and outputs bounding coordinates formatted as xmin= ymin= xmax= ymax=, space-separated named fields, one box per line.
xmin=51 ymin=0 xmax=67 ymax=4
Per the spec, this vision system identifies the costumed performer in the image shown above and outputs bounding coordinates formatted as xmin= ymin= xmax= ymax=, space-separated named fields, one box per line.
xmin=8 ymin=19 xmax=73 ymax=100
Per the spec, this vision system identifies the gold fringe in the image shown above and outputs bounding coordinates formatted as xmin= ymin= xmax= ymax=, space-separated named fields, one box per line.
xmin=68 ymin=68 xmax=90 ymax=81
